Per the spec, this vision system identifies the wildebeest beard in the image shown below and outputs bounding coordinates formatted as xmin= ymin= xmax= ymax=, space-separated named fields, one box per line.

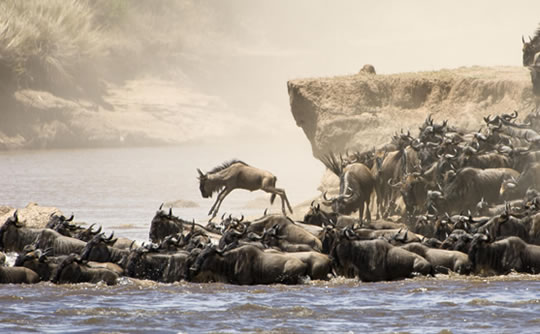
xmin=198 ymin=177 xmax=224 ymax=199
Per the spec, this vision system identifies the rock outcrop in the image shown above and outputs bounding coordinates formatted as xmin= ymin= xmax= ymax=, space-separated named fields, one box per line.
xmin=0 ymin=203 xmax=63 ymax=229
xmin=288 ymin=66 xmax=535 ymax=159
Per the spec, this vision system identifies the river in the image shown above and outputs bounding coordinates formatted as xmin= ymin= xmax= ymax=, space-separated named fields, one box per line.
xmin=0 ymin=145 xmax=539 ymax=333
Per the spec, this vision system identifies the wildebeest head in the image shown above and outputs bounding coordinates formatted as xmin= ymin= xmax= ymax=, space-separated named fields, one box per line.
xmin=46 ymin=214 xmax=76 ymax=235
xmin=189 ymin=244 xmax=222 ymax=277
xmin=322 ymin=190 xmax=356 ymax=215
xmin=197 ymin=169 xmax=212 ymax=198
xmin=523 ymin=35 xmax=536 ymax=66
xmin=0 ymin=211 xmax=23 ymax=250
xmin=426 ymin=190 xmax=445 ymax=215
xmin=75 ymin=223 xmax=102 ymax=242
xmin=80 ymin=232 xmax=117 ymax=262
xmin=499 ymin=176 xmax=519 ymax=201
xmin=303 ymin=201 xmax=336 ymax=227
xmin=52 ymin=254 xmax=83 ymax=284
xmin=468 ymin=232 xmax=491 ymax=268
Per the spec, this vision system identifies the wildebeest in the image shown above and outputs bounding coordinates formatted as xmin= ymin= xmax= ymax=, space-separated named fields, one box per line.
xmin=468 ymin=234 xmax=540 ymax=275
xmin=269 ymin=249 xmax=332 ymax=280
xmin=51 ymin=254 xmax=119 ymax=285
xmin=429 ymin=167 xmax=520 ymax=214
xmin=246 ymin=215 xmax=322 ymax=251
xmin=0 ymin=266 xmax=39 ymax=284
xmin=189 ymin=244 xmax=307 ymax=285
xmin=149 ymin=206 xmax=188 ymax=243
xmin=260 ymin=224 xmax=316 ymax=252
xmin=328 ymin=229 xmax=432 ymax=281
xmin=14 ymin=248 xmax=59 ymax=281
xmin=321 ymin=162 xmax=375 ymax=224
xmin=500 ymin=162 xmax=540 ymax=200
xmin=0 ymin=211 xmax=43 ymax=252
xmin=522 ymin=25 xmax=540 ymax=66
xmin=36 ymin=229 xmax=87 ymax=256
xmin=197 ymin=160 xmax=293 ymax=220
xmin=401 ymin=242 xmax=472 ymax=274
xmin=80 ymin=233 xmax=130 ymax=264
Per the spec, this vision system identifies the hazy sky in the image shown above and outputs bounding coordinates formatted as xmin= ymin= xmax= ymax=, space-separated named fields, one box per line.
xmin=163 ymin=0 xmax=540 ymax=148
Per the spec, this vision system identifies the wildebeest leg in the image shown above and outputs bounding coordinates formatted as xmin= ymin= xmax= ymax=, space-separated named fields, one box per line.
xmin=365 ymin=197 xmax=372 ymax=223
xmin=208 ymin=188 xmax=233 ymax=220
xmin=264 ymin=187 xmax=293 ymax=215
xmin=358 ymin=200 xmax=364 ymax=226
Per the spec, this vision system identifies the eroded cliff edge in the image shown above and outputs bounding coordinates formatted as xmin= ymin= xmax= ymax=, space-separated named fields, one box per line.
xmin=288 ymin=66 xmax=534 ymax=159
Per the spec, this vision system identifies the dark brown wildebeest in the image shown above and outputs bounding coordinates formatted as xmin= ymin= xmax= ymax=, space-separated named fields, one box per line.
xmin=468 ymin=234 xmax=540 ymax=275
xmin=51 ymin=254 xmax=119 ymax=285
xmin=401 ymin=242 xmax=472 ymax=274
xmin=428 ymin=167 xmax=520 ymax=214
xmin=149 ymin=206 xmax=188 ymax=243
xmin=14 ymin=248 xmax=59 ymax=281
xmin=36 ymin=229 xmax=87 ymax=256
xmin=0 ymin=211 xmax=43 ymax=252
xmin=189 ymin=244 xmax=308 ymax=285
xmin=322 ymin=162 xmax=375 ymax=224
xmin=327 ymin=228 xmax=432 ymax=281
xmin=197 ymin=160 xmax=293 ymax=220
xmin=80 ymin=233 xmax=130 ymax=264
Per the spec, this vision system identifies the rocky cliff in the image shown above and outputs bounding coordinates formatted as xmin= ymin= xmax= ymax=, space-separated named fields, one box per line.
xmin=288 ymin=66 xmax=535 ymax=159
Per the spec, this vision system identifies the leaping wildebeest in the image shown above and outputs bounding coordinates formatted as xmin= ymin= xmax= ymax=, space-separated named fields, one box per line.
xmin=197 ymin=160 xmax=293 ymax=220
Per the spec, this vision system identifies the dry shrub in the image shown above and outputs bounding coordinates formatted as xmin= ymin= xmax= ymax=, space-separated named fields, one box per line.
xmin=0 ymin=0 xmax=106 ymax=96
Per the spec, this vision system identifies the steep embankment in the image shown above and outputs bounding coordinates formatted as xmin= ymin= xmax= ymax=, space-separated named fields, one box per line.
xmin=288 ymin=66 xmax=534 ymax=159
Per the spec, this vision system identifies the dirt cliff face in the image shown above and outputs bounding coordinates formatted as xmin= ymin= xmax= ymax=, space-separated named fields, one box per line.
xmin=288 ymin=66 xmax=534 ymax=159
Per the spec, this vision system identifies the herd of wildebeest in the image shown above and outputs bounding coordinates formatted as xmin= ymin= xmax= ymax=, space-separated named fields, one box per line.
xmin=4 ymin=110 xmax=540 ymax=285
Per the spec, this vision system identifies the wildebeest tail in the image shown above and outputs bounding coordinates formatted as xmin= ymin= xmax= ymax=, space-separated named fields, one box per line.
xmin=321 ymin=153 xmax=343 ymax=177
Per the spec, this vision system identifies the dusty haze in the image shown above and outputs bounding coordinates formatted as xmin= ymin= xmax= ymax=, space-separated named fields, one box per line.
xmin=2 ymin=0 xmax=540 ymax=204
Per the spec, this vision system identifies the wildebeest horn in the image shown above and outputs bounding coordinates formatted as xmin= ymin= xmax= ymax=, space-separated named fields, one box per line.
xmin=511 ymin=110 xmax=518 ymax=119
xmin=388 ymin=179 xmax=402 ymax=188
xmin=322 ymin=191 xmax=334 ymax=204
xmin=263 ymin=208 xmax=268 ymax=216
xmin=95 ymin=225 xmax=102 ymax=234
xmin=168 ymin=208 xmax=173 ymax=216
xmin=159 ymin=203 xmax=163 ymax=210
xmin=66 ymin=215 xmax=74 ymax=222
xmin=523 ymin=35 xmax=526 ymax=44
xmin=197 ymin=168 xmax=205 ymax=178
xmin=344 ymin=227 xmax=356 ymax=240
xmin=238 ymin=215 xmax=244 ymax=223
xmin=221 ymin=212 xmax=226 ymax=220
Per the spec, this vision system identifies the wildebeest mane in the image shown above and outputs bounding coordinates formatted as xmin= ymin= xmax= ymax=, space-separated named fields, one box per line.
xmin=532 ymin=24 xmax=540 ymax=45
xmin=208 ymin=159 xmax=248 ymax=175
